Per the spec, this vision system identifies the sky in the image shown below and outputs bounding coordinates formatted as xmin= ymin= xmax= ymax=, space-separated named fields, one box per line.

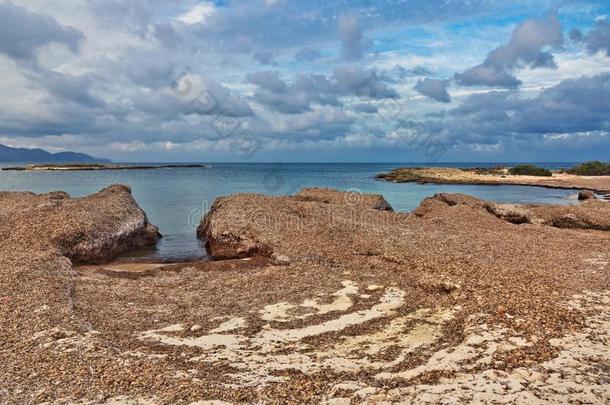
xmin=0 ymin=0 xmax=609 ymax=162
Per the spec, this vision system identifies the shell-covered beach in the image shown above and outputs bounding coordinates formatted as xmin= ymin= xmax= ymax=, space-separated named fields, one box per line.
xmin=1 ymin=185 xmax=609 ymax=403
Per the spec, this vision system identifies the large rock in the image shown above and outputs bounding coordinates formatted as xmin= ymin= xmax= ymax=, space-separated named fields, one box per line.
xmin=578 ymin=190 xmax=596 ymax=200
xmin=0 ymin=184 xmax=160 ymax=348
xmin=414 ymin=193 xmax=531 ymax=224
xmin=198 ymin=189 xmax=397 ymax=260
xmin=197 ymin=195 xmax=273 ymax=259
xmin=528 ymin=200 xmax=610 ymax=231
xmin=1 ymin=184 xmax=160 ymax=263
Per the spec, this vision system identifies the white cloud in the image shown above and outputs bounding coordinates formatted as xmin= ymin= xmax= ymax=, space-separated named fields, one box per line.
xmin=176 ymin=3 xmax=215 ymax=25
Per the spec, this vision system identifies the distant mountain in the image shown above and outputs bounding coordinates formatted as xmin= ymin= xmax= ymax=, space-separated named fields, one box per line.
xmin=0 ymin=144 xmax=111 ymax=163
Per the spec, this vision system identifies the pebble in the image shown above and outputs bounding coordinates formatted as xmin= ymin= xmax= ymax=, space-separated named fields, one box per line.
xmin=271 ymin=253 xmax=291 ymax=265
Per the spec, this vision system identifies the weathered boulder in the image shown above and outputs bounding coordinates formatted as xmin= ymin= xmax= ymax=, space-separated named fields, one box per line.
xmin=197 ymin=195 xmax=273 ymax=259
xmin=578 ymin=190 xmax=596 ymax=200
xmin=198 ymin=189 xmax=397 ymax=259
xmin=414 ymin=193 xmax=533 ymax=224
xmin=0 ymin=184 xmax=160 ymax=347
xmin=413 ymin=193 xmax=610 ymax=230
xmin=1 ymin=184 xmax=160 ymax=264
xmin=529 ymin=200 xmax=610 ymax=231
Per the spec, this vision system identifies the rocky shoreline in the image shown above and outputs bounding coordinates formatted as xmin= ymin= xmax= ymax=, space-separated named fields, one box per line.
xmin=1 ymin=186 xmax=609 ymax=403
xmin=376 ymin=167 xmax=610 ymax=200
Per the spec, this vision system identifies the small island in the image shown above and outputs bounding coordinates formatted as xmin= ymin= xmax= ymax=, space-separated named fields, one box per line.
xmin=2 ymin=163 xmax=207 ymax=171
xmin=376 ymin=162 xmax=610 ymax=200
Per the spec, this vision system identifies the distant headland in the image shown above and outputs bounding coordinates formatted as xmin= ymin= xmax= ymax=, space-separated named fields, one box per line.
xmin=0 ymin=143 xmax=110 ymax=164
xmin=2 ymin=163 xmax=207 ymax=171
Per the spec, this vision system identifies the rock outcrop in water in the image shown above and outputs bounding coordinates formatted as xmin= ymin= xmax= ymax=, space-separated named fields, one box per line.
xmin=578 ymin=189 xmax=596 ymax=200
xmin=376 ymin=166 xmax=610 ymax=199
xmin=0 ymin=184 xmax=160 ymax=264
xmin=197 ymin=187 xmax=393 ymax=259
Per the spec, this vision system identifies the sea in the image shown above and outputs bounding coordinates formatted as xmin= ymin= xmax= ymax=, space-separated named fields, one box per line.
xmin=0 ymin=162 xmax=580 ymax=262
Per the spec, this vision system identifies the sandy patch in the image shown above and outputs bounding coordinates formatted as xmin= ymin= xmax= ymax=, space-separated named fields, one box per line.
xmin=324 ymin=291 xmax=610 ymax=404
xmin=259 ymin=280 xmax=358 ymax=322
xmin=137 ymin=281 xmax=460 ymax=385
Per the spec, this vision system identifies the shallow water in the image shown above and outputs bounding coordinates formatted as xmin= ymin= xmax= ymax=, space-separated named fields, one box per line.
xmin=0 ymin=162 xmax=579 ymax=261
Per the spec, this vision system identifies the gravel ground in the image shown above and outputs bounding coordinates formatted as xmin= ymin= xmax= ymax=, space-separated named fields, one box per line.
xmin=1 ymin=186 xmax=608 ymax=404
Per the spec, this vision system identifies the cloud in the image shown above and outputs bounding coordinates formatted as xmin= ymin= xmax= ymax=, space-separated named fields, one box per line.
xmin=246 ymin=71 xmax=320 ymax=114
xmin=246 ymin=71 xmax=289 ymax=93
xmin=175 ymin=74 xmax=255 ymax=117
xmin=253 ymin=50 xmax=276 ymax=65
xmin=176 ymin=3 xmax=215 ymax=25
xmin=338 ymin=14 xmax=368 ymax=60
xmin=2 ymin=0 xmax=608 ymax=161
xmin=571 ymin=19 xmax=610 ymax=56
xmin=246 ymin=67 xmax=398 ymax=114
xmin=269 ymin=106 xmax=354 ymax=139
xmin=153 ymin=22 xmax=182 ymax=48
xmin=413 ymin=78 xmax=451 ymax=103
xmin=88 ymin=0 xmax=160 ymax=37
xmin=352 ymin=103 xmax=378 ymax=113
xmin=456 ymin=14 xmax=563 ymax=88
xmin=0 ymin=2 xmax=84 ymax=61
xmin=332 ymin=67 xmax=399 ymax=99
xmin=294 ymin=47 xmax=321 ymax=62
xmin=430 ymin=73 xmax=610 ymax=148
xmin=229 ymin=35 xmax=254 ymax=53
xmin=30 ymin=70 xmax=104 ymax=108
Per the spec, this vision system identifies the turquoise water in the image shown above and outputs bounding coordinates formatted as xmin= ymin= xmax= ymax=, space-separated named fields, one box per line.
xmin=0 ymin=163 xmax=579 ymax=261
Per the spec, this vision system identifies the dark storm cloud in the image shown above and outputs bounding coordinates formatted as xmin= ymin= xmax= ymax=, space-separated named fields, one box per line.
xmin=455 ymin=14 xmax=563 ymax=88
xmin=0 ymin=2 xmax=84 ymax=61
xmin=413 ymin=78 xmax=451 ymax=103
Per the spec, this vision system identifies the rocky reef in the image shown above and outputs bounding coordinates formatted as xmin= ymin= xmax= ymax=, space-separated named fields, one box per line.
xmin=377 ymin=166 xmax=610 ymax=200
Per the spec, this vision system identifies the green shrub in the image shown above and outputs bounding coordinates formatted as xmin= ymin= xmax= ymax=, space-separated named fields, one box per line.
xmin=508 ymin=164 xmax=552 ymax=177
xmin=568 ymin=161 xmax=610 ymax=176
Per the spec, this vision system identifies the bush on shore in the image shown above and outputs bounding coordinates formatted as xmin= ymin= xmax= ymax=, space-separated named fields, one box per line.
xmin=508 ymin=164 xmax=552 ymax=177
xmin=568 ymin=161 xmax=610 ymax=176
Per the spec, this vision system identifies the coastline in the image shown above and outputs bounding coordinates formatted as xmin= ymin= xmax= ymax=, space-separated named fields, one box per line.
xmin=376 ymin=167 xmax=610 ymax=200
xmin=1 ymin=185 xmax=608 ymax=403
